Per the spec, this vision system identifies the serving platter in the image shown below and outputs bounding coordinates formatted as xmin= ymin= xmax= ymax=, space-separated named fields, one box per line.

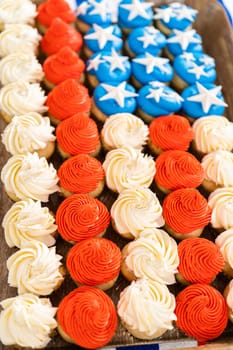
xmin=1 ymin=0 xmax=233 ymax=349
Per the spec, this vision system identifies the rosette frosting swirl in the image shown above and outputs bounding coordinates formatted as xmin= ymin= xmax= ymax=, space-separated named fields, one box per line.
xmin=226 ymin=279 xmax=233 ymax=311
xmin=58 ymin=154 xmax=104 ymax=195
xmin=103 ymin=146 xmax=155 ymax=193
xmin=2 ymin=199 xmax=57 ymax=248
xmin=46 ymin=78 xmax=91 ymax=121
xmin=57 ymin=286 xmax=117 ymax=348
xmin=163 ymin=189 xmax=211 ymax=234
xmin=111 ymin=187 xmax=165 ymax=238
xmin=215 ymin=228 xmax=233 ymax=269
xmin=66 ymin=237 xmax=121 ymax=286
xmin=208 ymin=187 xmax=233 ymax=230
xmin=56 ymin=194 xmax=110 ymax=242
xmin=1 ymin=152 xmax=59 ymax=202
xmin=0 ymin=0 xmax=37 ymax=27
xmin=155 ymin=150 xmax=204 ymax=191
xmin=0 ymin=294 xmax=57 ymax=349
xmin=37 ymin=0 xmax=75 ymax=27
xmin=7 ymin=241 xmax=64 ymax=295
xmin=175 ymin=284 xmax=228 ymax=342
xmin=178 ymin=237 xmax=224 ymax=284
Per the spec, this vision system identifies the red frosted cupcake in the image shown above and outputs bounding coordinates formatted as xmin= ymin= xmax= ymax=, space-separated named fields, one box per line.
xmin=57 ymin=286 xmax=117 ymax=348
xmin=56 ymin=113 xmax=101 ymax=158
xmin=46 ymin=78 xmax=91 ymax=125
xmin=40 ymin=18 xmax=83 ymax=56
xmin=175 ymin=284 xmax=228 ymax=343
xmin=66 ymin=237 xmax=121 ymax=290
xmin=148 ymin=115 xmax=194 ymax=155
xmin=37 ymin=0 xmax=76 ymax=34
xmin=43 ymin=46 xmax=85 ymax=89
xmin=163 ymin=188 xmax=212 ymax=240
xmin=58 ymin=154 xmax=105 ymax=197
xmin=176 ymin=237 xmax=224 ymax=285
xmin=154 ymin=150 xmax=204 ymax=194
xmin=56 ymin=194 xmax=110 ymax=243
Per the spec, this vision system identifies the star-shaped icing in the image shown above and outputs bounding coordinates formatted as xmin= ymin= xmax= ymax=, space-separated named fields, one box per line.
xmin=187 ymin=82 xmax=228 ymax=113
xmin=187 ymin=63 xmax=208 ymax=79
xmin=86 ymin=53 xmax=104 ymax=71
xmin=120 ymin=0 xmax=153 ymax=21
xmin=84 ymin=24 xmax=122 ymax=50
xmin=133 ymin=52 xmax=170 ymax=74
xmin=103 ymin=48 xmax=128 ymax=72
xmin=146 ymin=85 xmax=183 ymax=103
xmin=76 ymin=2 xmax=89 ymax=16
xmin=167 ymin=29 xmax=201 ymax=50
xmin=176 ymin=6 xmax=198 ymax=21
xmin=137 ymin=27 xmax=160 ymax=49
xmin=163 ymin=89 xmax=184 ymax=103
xmin=146 ymin=87 xmax=165 ymax=102
xmin=154 ymin=6 xmax=176 ymax=23
xmin=88 ymin=0 xmax=109 ymax=21
xmin=99 ymin=82 xmax=138 ymax=107
xmin=180 ymin=52 xmax=195 ymax=62
xmin=199 ymin=55 xmax=215 ymax=67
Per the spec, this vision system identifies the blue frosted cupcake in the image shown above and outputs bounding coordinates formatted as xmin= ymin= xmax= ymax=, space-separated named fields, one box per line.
xmin=165 ymin=29 xmax=203 ymax=61
xmin=92 ymin=81 xmax=138 ymax=121
xmin=131 ymin=53 xmax=173 ymax=88
xmin=86 ymin=49 xmax=131 ymax=88
xmin=76 ymin=0 xmax=112 ymax=33
xmin=125 ymin=26 xmax=166 ymax=57
xmin=181 ymin=82 xmax=228 ymax=121
xmin=137 ymin=81 xmax=183 ymax=123
xmin=84 ymin=24 xmax=123 ymax=57
xmin=154 ymin=3 xmax=198 ymax=36
xmin=172 ymin=52 xmax=216 ymax=91
xmin=118 ymin=0 xmax=153 ymax=33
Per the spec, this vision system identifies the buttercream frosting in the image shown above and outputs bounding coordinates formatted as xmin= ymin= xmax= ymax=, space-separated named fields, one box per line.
xmin=37 ymin=0 xmax=75 ymax=28
xmin=118 ymin=0 xmax=153 ymax=29
xmin=226 ymin=280 xmax=233 ymax=310
xmin=77 ymin=0 xmax=112 ymax=26
xmin=0 ymin=0 xmax=37 ymax=27
xmin=166 ymin=29 xmax=203 ymax=57
xmin=208 ymin=187 xmax=233 ymax=230
xmin=215 ymin=228 xmax=233 ymax=269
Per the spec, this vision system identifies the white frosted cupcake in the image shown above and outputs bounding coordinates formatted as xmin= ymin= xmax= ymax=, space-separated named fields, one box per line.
xmin=1 ymin=152 xmax=59 ymax=202
xmin=103 ymin=146 xmax=155 ymax=193
xmin=0 ymin=0 xmax=37 ymax=30
xmin=0 ymin=81 xmax=47 ymax=123
xmin=121 ymin=228 xmax=179 ymax=284
xmin=111 ymin=187 xmax=165 ymax=239
xmin=224 ymin=279 xmax=233 ymax=323
xmin=208 ymin=187 xmax=233 ymax=232
xmin=101 ymin=113 xmax=148 ymax=151
xmin=0 ymin=294 xmax=57 ymax=349
xmin=117 ymin=278 xmax=176 ymax=340
xmin=2 ymin=199 xmax=57 ymax=248
xmin=215 ymin=228 xmax=233 ymax=278
xmin=2 ymin=113 xmax=56 ymax=159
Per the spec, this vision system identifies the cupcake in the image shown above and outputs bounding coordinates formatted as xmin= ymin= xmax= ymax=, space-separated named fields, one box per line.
xmin=66 ymin=237 xmax=121 ymax=290
xmin=125 ymin=26 xmax=166 ymax=57
xmin=176 ymin=237 xmax=224 ymax=285
xmin=0 ymin=0 xmax=37 ymax=30
xmin=103 ymin=146 xmax=155 ymax=193
xmin=36 ymin=0 xmax=76 ymax=34
xmin=84 ymin=23 xmax=123 ymax=58
xmin=192 ymin=116 xmax=233 ymax=156
xmin=101 ymin=113 xmax=148 ymax=151
xmin=0 ymin=52 xmax=43 ymax=85
xmin=1 ymin=152 xmax=59 ymax=202
xmin=118 ymin=278 xmax=176 ymax=339
xmin=86 ymin=48 xmax=131 ymax=88
xmin=56 ymin=113 xmax=100 ymax=158
xmin=148 ymin=114 xmax=194 ymax=155
xmin=2 ymin=199 xmax=57 ymax=248
xmin=57 ymin=286 xmax=117 ymax=348
xmin=137 ymin=82 xmax=183 ymax=123
xmin=162 ymin=188 xmax=211 ymax=240
xmin=43 ymin=46 xmax=85 ymax=90
xmin=154 ymin=150 xmax=204 ymax=194
xmin=46 ymin=78 xmax=91 ymax=125
xmin=40 ymin=18 xmax=83 ymax=56
xmin=1 ymin=112 xmax=56 ymax=159
xmin=56 ymin=194 xmax=110 ymax=243
xmin=181 ymin=82 xmax=228 ymax=121
xmin=92 ymin=81 xmax=138 ymax=122
xmin=223 ymin=279 xmax=233 ymax=323
xmin=111 ymin=187 xmax=164 ymax=239
xmin=175 ymin=284 xmax=228 ymax=343
xmin=0 ymin=294 xmax=57 ymax=349
xmin=201 ymin=150 xmax=233 ymax=192
xmin=58 ymin=154 xmax=105 ymax=197
xmin=172 ymin=52 xmax=216 ymax=91
xmin=121 ymin=228 xmax=179 ymax=284
xmin=131 ymin=53 xmax=173 ymax=88
xmin=7 ymin=241 xmax=64 ymax=296
xmin=0 ymin=81 xmax=47 ymax=123
xmin=215 ymin=228 xmax=233 ymax=278
xmin=208 ymin=187 xmax=233 ymax=232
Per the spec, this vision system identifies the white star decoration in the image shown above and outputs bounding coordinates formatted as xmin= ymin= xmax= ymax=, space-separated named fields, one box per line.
xmin=146 ymin=86 xmax=183 ymax=103
xmin=99 ymin=82 xmax=138 ymax=107
xmin=187 ymin=82 xmax=228 ymax=113
xmin=120 ymin=0 xmax=153 ymax=21
xmin=103 ymin=49 xmax=128 ymax=73
xmin=167 ymin=29 xmax=201 ymax=50
xmin=199 ymin=55 xmax=215 ymax=67
xmin=137 ymin=27 xmax=160 ymax=48
xmin=176 ymin=6 xmax=197 ymax=21
xmin=76 ymin=2 xmax=89 ymax=16
xmin=154 ymin=3 xmax=197 ymax=23
xmin=187 ymin=63 xmax=208 ymax=79
xmin=88 ymin=0 xmax=109 ymax=21
xmin=133 ymin=52 xmax=170 ymax=74
xmin=146 ymin=87 xmax=165 ymax=102
xmin=180 ymin=52 xmax=195 ymax=62
xmin=86 ymin=54 xmax=104 ymax=71
xmin=84 ymin=24 xmax=122 ymax=50
xmin=154 ymin=7 xmax=175 ymax=23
